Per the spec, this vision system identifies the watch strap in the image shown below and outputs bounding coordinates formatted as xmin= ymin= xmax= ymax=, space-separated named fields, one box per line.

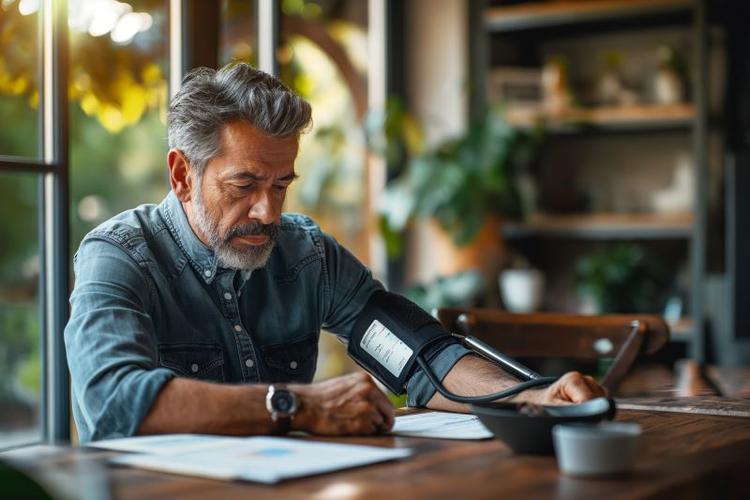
xmin=267 ymin=384 xmax=294 ymax=435
xmin=272 ymin=414 xmax=291 ymax=435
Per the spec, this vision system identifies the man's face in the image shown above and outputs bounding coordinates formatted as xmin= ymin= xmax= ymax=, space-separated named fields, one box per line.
xmin=189 ymin=120 xmax=299 ymax=271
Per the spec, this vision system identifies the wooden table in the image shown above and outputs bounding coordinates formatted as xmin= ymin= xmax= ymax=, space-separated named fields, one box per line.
xmin=4 ymin=401 xmax=750 ymax=500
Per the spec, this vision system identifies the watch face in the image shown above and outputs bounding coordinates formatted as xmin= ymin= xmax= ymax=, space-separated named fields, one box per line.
xmin=271 ymin=390 xmax=295 ymax=414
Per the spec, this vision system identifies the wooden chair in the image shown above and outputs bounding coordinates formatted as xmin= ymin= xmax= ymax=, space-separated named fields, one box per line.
xmin=435 ymin=308 xmax=670 ymax=394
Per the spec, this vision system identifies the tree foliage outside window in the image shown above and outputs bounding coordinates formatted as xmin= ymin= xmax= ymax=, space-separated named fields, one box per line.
xmin=1 ymin=2 xmax=42 ymax=447
xmin=0 ymin=172 xmax=40 ymax=447
xmin=279 ymin=0 xmax=370 ymax=263
xmin=0 ymin=0 xmax=170 ymax=445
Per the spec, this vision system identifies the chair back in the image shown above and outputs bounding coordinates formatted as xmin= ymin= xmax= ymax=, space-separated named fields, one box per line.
xmin=435 ymin=308 xmax=670 ymax=392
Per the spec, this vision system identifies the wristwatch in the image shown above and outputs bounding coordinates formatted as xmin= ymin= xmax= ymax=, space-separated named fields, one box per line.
xmin=265 ymin=384 xmax=298 ymax=435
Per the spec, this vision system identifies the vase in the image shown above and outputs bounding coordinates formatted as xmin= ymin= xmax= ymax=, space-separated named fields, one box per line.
xmin=405 ymin=216 xmax=506 ymax=305
xmin=499 ymin=268 xmax=545 ymax=313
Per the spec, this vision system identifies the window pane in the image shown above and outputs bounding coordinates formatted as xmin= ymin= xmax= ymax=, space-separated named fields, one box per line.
xmin=219 ymin=0 xmax=257 ymax=66
xmin=0 ymin=173 xmax=41 ymax=448
xmin=0 ymin=1 xmax=40 ymax=158
xmin=279 ymin=1 xmax=370 ymax=381
xmin=68 ymin=0 xmax=169 ymax=249
xmin=279 ymin=0 xmax=370 ymax=263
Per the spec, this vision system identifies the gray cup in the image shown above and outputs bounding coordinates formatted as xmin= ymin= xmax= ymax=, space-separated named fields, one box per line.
xmin=553 ymin=422 xmax=641 ymax=477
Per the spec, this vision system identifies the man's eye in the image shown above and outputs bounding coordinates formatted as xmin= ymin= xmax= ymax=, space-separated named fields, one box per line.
xmin=233 ymin=184 xmax=254 ymax=190
xmin=274 ymin=185 xmax=289 ymax=192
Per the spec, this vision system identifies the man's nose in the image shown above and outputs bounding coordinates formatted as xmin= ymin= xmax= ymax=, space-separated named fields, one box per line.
xmin=247 ymin=189 xmax=277 ymax=225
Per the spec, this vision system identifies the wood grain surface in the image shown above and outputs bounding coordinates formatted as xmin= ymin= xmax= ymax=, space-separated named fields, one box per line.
xmin=705 ymin=366 xmax=750 ymax=398
xmin=4 ymin=402 xmax=750 ymax=500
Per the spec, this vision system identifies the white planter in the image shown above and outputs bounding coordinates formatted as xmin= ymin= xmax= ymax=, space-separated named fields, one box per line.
xmin=499 ymin=269 xmax=545 ymax=313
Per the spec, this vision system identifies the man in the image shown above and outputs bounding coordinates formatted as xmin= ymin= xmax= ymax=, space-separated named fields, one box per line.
xmin=65 ymin=64 xmax=605 ymax=443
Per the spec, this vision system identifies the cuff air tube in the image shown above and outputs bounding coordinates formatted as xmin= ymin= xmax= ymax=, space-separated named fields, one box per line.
xmin=349 ymin=290 xmax=558 ymax=404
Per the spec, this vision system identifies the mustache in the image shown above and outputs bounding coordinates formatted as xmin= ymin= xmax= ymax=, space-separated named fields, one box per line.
xmin=226 ymin=221 xmax=280 ymax=241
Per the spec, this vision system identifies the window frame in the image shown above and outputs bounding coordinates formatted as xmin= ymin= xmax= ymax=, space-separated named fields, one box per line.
xmin=0 ymin=0 xmax=70 ymax=448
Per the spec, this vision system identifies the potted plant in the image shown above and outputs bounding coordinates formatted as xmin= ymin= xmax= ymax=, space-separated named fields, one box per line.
xmin=576 ymin=244 xmax=667 ymax=314
xmin=368 ymin=100 xmax=542 ymax=286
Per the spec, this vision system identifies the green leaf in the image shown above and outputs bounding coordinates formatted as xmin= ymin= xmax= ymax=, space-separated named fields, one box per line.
xmin=378 ymin=179 xmax=417 ymax=232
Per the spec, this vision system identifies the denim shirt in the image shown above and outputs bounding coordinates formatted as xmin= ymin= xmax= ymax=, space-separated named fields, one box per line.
xmin=64 ymin=191 xmax=470 ymax=443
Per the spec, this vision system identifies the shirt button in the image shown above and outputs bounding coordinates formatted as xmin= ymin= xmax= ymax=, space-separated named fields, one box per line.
xmin=234 ymin=324 xmax=242 ymax=332
xmin=204 ymin=269 xmax=211 ymax=277
xmin=190 ymin=363 xmax=199 ymax=373
xmin=224 ymin=292 xmax=232 ymax=300
xmin=245 ymin=359 xmax=254 ymax=368
xmin=289 ymin=361 xmax=298 ymax=370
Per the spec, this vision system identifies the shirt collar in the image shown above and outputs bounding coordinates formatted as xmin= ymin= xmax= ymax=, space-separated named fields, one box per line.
xmin=161 ymin=190 xmax=219 ymax=284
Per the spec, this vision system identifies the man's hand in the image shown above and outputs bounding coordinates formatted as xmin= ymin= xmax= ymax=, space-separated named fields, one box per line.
xmin=517 ymin=371 xmax=608 ymax=405
xmin=290 ymin=372 xmax=395 ymax=435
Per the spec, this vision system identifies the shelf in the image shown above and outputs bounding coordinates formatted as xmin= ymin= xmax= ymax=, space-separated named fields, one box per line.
xmin=485 ymin=0 xmax=693 ymax=33
xmin=505 ymin=104 xmax=695 ymax=133
xmin=502 ymin=213 xmax=694 ymax=240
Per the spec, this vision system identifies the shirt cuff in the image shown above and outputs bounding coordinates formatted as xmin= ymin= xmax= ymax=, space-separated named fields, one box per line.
xmin=78 ymin=367 xmax=175 ymax=443
xmin=406 ymin=342 xmax=472 ymax=407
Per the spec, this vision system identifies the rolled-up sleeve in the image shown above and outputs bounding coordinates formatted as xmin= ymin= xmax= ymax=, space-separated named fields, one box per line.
xmin=406 ymin=343 xmax=472 ymax=407
xmin=64 ymin=235 xmax=174 ymax=443
xmin=317 ymin=231 xmax=472 ymax=406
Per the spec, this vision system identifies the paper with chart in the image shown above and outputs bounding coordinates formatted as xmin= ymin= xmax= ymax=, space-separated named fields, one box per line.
xmin=391 ymin=411 xmax=493 ymax=440
xmin=101 ymin=435 xmax=411 ymax=484
xmin=88 ymin=433 xmax=241 ymax=455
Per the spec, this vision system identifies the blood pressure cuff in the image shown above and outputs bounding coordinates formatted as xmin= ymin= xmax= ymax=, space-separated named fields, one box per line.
xmin=348 ymin=290 xmax=457 ymax=395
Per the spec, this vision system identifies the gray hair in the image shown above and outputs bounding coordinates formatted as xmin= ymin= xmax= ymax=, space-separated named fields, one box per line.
xmin=167 ymin=63 xmax=312 ymax=175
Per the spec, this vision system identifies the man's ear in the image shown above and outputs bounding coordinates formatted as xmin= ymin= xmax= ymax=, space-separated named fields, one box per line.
xmin=168 ymin=149 xmax=194 ymax=203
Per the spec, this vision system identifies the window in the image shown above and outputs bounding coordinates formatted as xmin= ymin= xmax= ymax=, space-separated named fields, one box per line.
xmin=279 ymin=0 xmax=371 ymax=261
xmin=0 ymin=0 xmax=387 ymax=449
xmin=0 ymin=1 xmax=39 ymax=158
xmin=0 ymin=172 xmax=42 ymax=448
xmin=219 ymin=0 xmax=258 ymax=67
xmin=0 ymin=0 xmax=68 ymax=448
xmin=68 ymin=0 xmax=169 ymax=250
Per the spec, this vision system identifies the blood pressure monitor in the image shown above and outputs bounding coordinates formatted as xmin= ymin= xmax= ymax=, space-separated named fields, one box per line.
xmin=348 ymin=290 xmax=559 ymax=404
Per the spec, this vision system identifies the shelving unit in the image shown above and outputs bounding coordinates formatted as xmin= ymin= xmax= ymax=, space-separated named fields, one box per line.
xmin=470 ymin=0 xmax=714 ymax=359
xmin=502 ymin=213 xmax=694 ymax=240
xmin=484 ymin=0 xmax=692 ymax=33
xmin=506 ymin=103 xmax=695 ymax=133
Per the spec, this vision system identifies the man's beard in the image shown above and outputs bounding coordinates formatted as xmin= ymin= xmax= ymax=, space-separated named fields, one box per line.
xmin=191 ymin=183 xmax=280 ymax=272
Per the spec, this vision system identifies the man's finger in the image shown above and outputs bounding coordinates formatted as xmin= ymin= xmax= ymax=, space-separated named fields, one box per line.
xmin=563 ymin=373 xmax=596 ymax=403
xmin=349 ymin=411 xmax=381 ymax=435
xmin=583 ymin=375 xmax=607 ymax=397
xmin=365 ymin=384 xmax=395 ymax=430
xmin=368 ymin=405 xmax=384 ymax=425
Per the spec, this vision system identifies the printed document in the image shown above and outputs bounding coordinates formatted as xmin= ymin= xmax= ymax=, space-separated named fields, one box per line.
xmin=91 ymin=435 xmax=411 ymax=484
xmin=88 ymin=433 xmax=239 ymax=455
xmin=391 ymin=411 xmax=493 ymax=440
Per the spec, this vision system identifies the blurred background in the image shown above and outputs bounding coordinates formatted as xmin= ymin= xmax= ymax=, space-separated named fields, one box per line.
xmin=1 ymin=0 xmax=749 ymax=448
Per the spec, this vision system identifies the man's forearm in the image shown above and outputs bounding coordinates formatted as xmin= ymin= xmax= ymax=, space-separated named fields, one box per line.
xmin=424 ymin=354 xmax=607 ymax=411
xmin=425 ymin=354 xmax=530 ymax=412
xmin=137 ymin=372 xmax=396 ymax=437
xmin=138 ymin=378 xmax=275 ymax=436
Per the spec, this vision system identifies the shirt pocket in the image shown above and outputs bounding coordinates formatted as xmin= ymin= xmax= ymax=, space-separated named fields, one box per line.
xmin=260 ymin=335 xmax=318 ymax=383
xmin=158 ymin=343 xmax=225 ymax=383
